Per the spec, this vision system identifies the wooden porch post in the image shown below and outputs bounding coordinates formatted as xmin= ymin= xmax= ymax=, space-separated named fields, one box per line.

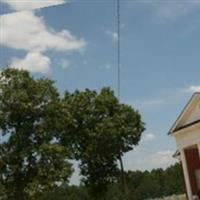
xmin=180 ymin=149 xmax=193 ymax=200
xmin=197 ymin=143 xmax=200 ymax=160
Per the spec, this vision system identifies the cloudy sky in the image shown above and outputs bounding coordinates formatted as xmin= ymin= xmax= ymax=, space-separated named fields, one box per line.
xmin=0 ymin=0 xmax=200 ymax=185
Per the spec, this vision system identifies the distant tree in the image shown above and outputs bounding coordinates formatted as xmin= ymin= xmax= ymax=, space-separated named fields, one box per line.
xmin=40 ymin=185 xmax=90 ymax=200
xmin=61 ymin=88 xmax=145 ymax=199
xmin=127 ymin=170 xmax=145 ymax=199
xmin=0 ymin=69 xmax=73 ymax=200
xmin=164 ymin=163 xmax=185 ymax=196
xmin=150 ymin=168 xmax=165 ymax=197
xmin=38 ymin=163 xmax=185 ymax=200
xmin=126 ymin=163 xmax=184 ymax=200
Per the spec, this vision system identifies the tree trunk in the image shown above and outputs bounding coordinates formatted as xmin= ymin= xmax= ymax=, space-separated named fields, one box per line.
xmin=119 ymin=155 xmax=128 ymax=194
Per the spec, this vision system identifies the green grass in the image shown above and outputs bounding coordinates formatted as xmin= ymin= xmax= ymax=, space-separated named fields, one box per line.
xmin=147 ymin=194 xmax=186 ymax=200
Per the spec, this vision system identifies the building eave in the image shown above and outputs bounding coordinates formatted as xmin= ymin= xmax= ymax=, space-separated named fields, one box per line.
xmin=168 ymin=92 xmax=200 ymax=135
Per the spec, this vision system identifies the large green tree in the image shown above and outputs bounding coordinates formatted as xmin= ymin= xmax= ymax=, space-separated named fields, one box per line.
xmin=62 ymin=88 xmax=145 ymax=199
xmin=0 ymin=69 xmax=73 ymax=200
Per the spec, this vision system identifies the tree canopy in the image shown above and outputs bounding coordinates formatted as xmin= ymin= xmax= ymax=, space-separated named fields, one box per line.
xmin=0 ymin=68 xmax=145 ymax=200
xmin=62 ymin=88 xmax=145 ymax=198
xmin=0 ymin=69 xmax=73 ymax=200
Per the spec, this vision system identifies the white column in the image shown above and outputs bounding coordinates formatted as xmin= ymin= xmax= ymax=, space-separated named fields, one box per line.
xmin=180 ymin=149 xmax=193 ymax=200
xmin=197 ymin=143 xmax=200 ymax=160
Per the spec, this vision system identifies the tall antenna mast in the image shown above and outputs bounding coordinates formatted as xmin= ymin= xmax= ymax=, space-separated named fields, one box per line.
xmin=117 ymin=0 xmax=121 ymax=101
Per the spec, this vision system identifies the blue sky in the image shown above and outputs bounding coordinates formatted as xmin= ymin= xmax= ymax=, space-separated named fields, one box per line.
xmin=1 ymin=0 xmax=200 ymax=185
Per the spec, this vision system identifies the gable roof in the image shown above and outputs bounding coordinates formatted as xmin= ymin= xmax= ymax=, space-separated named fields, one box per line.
xmin=168 ymin=92 xmax=200 ymax=135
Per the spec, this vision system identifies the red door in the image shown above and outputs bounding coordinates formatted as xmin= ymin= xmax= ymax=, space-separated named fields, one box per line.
xmin=185 ymin=147 xmax=200 ymax=197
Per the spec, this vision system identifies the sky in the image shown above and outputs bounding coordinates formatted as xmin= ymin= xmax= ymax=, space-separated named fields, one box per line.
xmin=0 ymin=0 xmax=200 ymax=185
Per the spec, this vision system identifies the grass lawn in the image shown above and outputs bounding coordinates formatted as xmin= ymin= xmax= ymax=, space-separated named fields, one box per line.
xmin=148 ymin=194 xmax=186 ymax=200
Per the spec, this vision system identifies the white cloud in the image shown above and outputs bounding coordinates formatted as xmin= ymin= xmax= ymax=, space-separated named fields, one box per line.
xmin=123 ymin=148 xmax=176 ymax=171
xmin=130 ymin=99 xmax=165 ymax=109
xmin=150 ymin=150 xmax=176 ymax=169
xmin=153 ymin=1 xmax=200 ymax=21
xmin=11 ymin=52 xmax=51 ymax=74
xmin=121 ymin=23 xmax=126 ymax=29
xmin=1 ymin=0 xmax=68 ymax=11
xmin=98 ymin=63 xmax=112 ymax=70
xmin=61 ymin=59 xmax=71 ymax=69
xmin=185 ymin=85 xmax=200 ymax=93
xmin=0 ymin=11 xmax=85 ymax=52
xmin=105 ymin=30 xmax=118 ymax=42
xmin=139 ymin=99 xmax=164 ymax=106
xmin=105 ymin=63 xmax=111 ymax=70
xmin=0 ymin=10 xmax=86 ymax=74
xmin=141 ymin=133 xmax=156 ymax=143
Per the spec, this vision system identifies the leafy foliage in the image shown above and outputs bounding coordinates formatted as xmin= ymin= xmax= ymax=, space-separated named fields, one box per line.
xmin=0 ymin=68 xmax=145 ymax=200
xmin=0 ymin=69 xmax=73 ymax=200
xmin=40 ymin=185 xmax=90 ymax=200
xmin=126 ymin=163 xmax=185 ymax=200
xmin=62 ymin=88 xmax=145 ymax=199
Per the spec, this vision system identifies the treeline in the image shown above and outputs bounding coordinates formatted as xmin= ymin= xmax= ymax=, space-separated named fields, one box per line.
xmin=126 ymin=163 xmax=185 ymax=200
xmin=40 ymin=163 xmax=185 ymax=200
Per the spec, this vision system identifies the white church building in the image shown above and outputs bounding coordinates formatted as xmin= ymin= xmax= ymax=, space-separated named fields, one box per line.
xmin=169 ymin=92 xmax=200 ymax=200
